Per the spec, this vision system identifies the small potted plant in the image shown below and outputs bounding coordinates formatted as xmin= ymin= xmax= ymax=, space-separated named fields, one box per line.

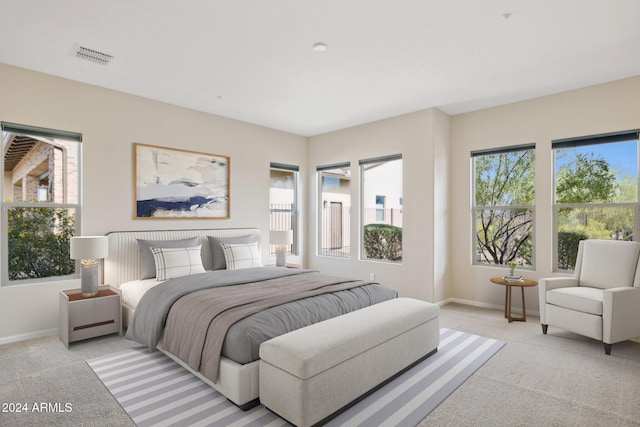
xmin=505 ymin=261 xmax=522 ymax=281
xmin=508 ymin=262 xmax=517 ymax=277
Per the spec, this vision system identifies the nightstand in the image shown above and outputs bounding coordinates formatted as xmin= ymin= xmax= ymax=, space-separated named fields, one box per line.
xmin=59 ymin=285 xmax=122 ymax=348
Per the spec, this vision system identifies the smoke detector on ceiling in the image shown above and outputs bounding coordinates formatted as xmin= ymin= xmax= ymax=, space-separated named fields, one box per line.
xmin=74 ymin=45 xmax=113 ymax=65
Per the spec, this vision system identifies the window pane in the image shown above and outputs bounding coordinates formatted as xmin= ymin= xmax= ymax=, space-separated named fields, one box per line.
xmin=555 ymin=141 xmax=638 ymax=203
xmin=3 ymin=130 xmax=80 ymax=285
xmin=7 ymin=206 xmax=76 ymax=280
xmin=375 ymin=195 xmax=385 ymax=221
xmin=475 ymin=208 xmax=533 ymax=266
xmin=269 ymin=168 xmax=297 ymax=255
xmin=319 ymin=166 xmax=351 ymax=257
xmin=557 ymin=206 xmax=634 ymax=270
xmin=475 ymin=150 xmax=535 ymax=207
xmin=362 ymin=157 xmax=402 ymax=262
xmin=554 ymin=136 xmax=638 ymax=271
xmin=4 ymin=138 xmax=79 ymax=204
xmin=473 ymin=148 xmax=535 ymax=267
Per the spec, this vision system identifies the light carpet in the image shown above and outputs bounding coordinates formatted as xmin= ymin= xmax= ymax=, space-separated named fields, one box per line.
xmin=87 ymin=328 xmax=504 ymax=427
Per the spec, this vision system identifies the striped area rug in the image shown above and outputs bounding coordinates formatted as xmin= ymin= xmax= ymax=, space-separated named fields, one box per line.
xmin=87 ymin=329 xmax=504 ymax=427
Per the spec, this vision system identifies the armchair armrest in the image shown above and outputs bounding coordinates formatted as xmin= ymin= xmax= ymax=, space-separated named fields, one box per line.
xmin=539 ymin=277 xmax=579 ymax=291
xmin=603 ymin=287 xmax=640 ymax=344
xmin=538 ymin=277 xmax=579 ymax=324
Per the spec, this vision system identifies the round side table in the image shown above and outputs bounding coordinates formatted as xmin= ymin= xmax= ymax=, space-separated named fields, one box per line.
xmin=490 ymin=277 xmax=538 ymax=322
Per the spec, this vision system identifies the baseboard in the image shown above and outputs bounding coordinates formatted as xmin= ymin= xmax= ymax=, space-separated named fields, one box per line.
xmin=437 ymin=298 xmax=640 ymax=344
xmin=0 ymin=328 xmax=58 ymax=346
xmin=437 ymin=297 xmax=540 ymax=317
xmin=1 ymin=306 xmax=636 ymax=346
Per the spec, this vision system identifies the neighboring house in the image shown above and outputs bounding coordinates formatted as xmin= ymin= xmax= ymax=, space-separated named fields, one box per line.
xmin=320 ymin=173 xmax=351 ymax=255
xmin=361 ymin=160 xmax=403 ymax=227
xmin=3 ymin=135 xmax=77 ymax=203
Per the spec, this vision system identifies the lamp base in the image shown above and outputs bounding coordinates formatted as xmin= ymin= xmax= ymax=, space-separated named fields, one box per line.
xmin=275 ymin=248 xmax=287 ymax=267
xmin=80 ymin=261 xmax=99 ymax=297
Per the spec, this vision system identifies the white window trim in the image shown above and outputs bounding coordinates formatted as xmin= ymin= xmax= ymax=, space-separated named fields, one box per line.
xmin=359 ymin=154 xmax=403 ymax=263
xmin=1 ymin=124 xmax=82 ymax=286
xmin=551 ymin=130 xmax=640 ymax=272
xmin=471 ymin=145 xmax=536 ymax=269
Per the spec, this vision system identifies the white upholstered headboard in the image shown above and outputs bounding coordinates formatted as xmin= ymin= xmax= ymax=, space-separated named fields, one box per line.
xmin=104 ymin=228 xmax=261 ymax=287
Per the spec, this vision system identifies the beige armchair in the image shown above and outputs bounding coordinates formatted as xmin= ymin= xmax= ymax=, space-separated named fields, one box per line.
xmin=539 ymin=239 xmax=640 ymax=354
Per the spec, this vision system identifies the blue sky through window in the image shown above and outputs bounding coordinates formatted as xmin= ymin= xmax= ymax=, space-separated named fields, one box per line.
xmin=555 ymin=139 xmax=638 ymax=180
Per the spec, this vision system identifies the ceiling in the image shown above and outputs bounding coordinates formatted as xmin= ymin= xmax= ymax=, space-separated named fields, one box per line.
xmin=1 ymin=1 xmax=640 ymax=137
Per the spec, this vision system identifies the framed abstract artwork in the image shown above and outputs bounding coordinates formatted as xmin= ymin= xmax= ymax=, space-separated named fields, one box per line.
xmin=133 ymin=143 xmax=230 ymax=219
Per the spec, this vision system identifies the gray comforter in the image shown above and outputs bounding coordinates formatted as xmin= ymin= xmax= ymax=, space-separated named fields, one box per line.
xmin=126 ymin=267 xmax=309 ymax=349
xmin=126 ymin=267 xmax=397 ymax=383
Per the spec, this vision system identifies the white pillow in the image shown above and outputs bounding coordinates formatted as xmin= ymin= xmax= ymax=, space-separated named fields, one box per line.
xmin=150 ymin=245 xmax=206 ymax=281
xmin=220 ymin=242 xmax=263 ymax=270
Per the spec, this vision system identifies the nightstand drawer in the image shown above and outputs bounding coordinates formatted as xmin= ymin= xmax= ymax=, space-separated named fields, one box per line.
xmin=68 ymin=293 xmax=119 ymax=328
xmin=60 ymin=286 xmax=121 ymax=347
xmin=70 ymin=320 xmax=119 ymax=343
xmin=68 ymin=295 xmax=119 ymax=341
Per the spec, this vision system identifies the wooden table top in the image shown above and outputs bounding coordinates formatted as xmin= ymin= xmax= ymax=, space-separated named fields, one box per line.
xmin=490 ymin=277 xmax=538 ymax=287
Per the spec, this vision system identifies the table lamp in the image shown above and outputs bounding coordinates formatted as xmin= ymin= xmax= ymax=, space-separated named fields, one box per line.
xmin=70 ymin=236 xmax=109 ymax=297
xmin=270 ymin=230 xmax=293 ymax=267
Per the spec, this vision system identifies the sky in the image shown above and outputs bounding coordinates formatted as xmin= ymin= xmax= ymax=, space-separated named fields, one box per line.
xmin=555 ymin=140 xmax=638 ymax=179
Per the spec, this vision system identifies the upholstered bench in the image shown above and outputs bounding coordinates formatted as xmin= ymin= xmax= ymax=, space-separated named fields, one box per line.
xmin=259 ymin=297 xmax=440 ymax=427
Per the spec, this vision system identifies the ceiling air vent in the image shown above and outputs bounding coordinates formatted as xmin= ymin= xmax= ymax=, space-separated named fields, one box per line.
xmin=75 ymin=46 xmax=113 ymax=65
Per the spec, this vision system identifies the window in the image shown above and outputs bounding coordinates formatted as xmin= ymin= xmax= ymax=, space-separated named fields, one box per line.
xmin=318 ymin=162 xmax=351 ymax=257
xmin=1 ymin=122 xmax=81 ymax=284
xmin=269 ymin=163 xmax=298 ymax=256
xmin=473 ymin=145 xmax=535 ymax=267
xmin=553 ymin=131 xmax=639 ymax=270
xmin=375 ymin=195 xmax=385 ymax=221
xmin=360 ymin=154 xmax=402 ymax=262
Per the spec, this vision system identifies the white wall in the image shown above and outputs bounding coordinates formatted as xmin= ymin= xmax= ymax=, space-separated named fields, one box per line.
xmin=307 ymin=108 xmax=450 ymax=302
xmin=449 ymin=75 xmax=640 ymax=313
xmin=0 ymin=63 xmax=307 ymax=342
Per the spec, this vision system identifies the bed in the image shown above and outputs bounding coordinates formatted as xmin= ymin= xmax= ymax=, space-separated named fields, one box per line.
xmin=104 ymin=228 xmax=397 ymax=409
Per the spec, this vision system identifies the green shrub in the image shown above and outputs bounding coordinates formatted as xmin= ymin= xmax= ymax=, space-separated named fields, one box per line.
xmin=363 ymin=224 xmax=402 ymax=261
xmin=8 ymin=206 xmax=75 ymax=280
xmin=557 ymin=230 xmax=587 ymax=270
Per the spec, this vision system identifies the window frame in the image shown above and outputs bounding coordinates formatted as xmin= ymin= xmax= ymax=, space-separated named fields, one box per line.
xmin=1 ymin=122 xmax=82 ymax=286
xmin=317 ymin=162 xmax=351 ymax=258
xmin=552 ymin=130 xmax=640 ymax=272
xmin=269 ymin=162 xmax=299 ymax=256
xmin=472 ymin=144 xmax=536 ymax=269
xmin=359 ymin=154 xmax=403 ymax=263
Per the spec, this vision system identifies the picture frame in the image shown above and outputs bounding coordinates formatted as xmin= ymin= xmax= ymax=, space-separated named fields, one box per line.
xmin=133 ymin=143 xmax=230 ymax=219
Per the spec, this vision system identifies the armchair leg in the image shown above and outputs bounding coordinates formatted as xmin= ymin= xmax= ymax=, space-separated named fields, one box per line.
xmin=541 ymin=324 xmax=548 ymax=334
xmin=604 ymin=343 xmax=612 ymax=355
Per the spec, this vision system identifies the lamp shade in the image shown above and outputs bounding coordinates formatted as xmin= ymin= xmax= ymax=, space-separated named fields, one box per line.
xmin=70 ymin=236 xmax=109 ymax=260
xmin=270 ymin=230 xmax=293 ymax=245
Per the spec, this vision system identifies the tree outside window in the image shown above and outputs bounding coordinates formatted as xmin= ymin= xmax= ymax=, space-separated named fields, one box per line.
xmin=473 ymin=146 xmax=535 ymax=267
xmin=553 ymin=132 xmax=638 ymax=270
xmin=2 ymin=122 xmax=81 ymax=284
